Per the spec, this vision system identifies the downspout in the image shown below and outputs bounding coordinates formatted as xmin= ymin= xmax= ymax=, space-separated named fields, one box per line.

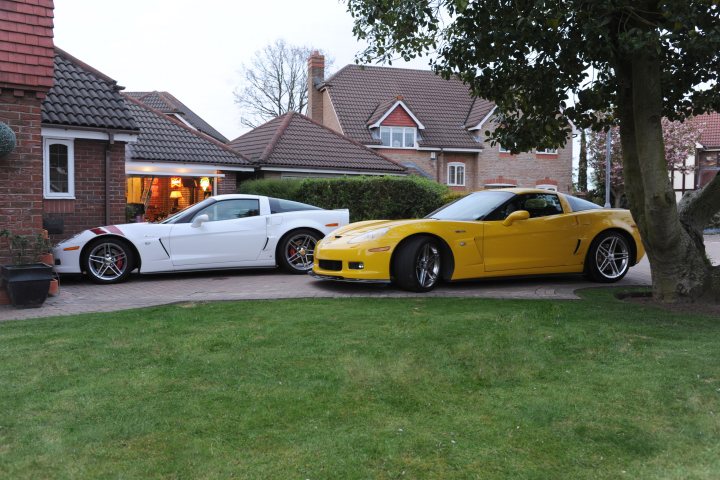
xmin=105 ymin=133 xmax=115 ymax=225
xmin=437 ymin=148 xmax=444 ymax=183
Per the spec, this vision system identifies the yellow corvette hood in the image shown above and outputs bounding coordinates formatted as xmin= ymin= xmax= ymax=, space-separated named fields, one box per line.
xmin=330 ymin=219 xmax=432 ymax=237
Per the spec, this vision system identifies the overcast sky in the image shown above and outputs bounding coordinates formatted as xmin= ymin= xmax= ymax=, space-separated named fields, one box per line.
xmin=53 ymin=0 xmax=430 ymax=141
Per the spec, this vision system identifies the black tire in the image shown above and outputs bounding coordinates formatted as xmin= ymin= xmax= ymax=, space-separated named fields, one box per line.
xmin=392 ymin=236 xmax=441 ymax=292
xmin=585 ymin=231 xmax=631 ymax=283
xmin=277 ymin=229 xmax=321 ymax=274
xmin=82 ymin=237 xmax=136 ymax=284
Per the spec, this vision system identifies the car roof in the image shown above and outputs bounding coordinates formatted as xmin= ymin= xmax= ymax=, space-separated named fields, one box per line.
xmin=476 ymin=188 xmax=561 ymax=195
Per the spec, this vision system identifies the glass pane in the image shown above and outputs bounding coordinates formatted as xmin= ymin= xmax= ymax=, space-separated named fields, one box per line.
xmin=404 ymin=129 xmax=415 ymax=147
xmin=457 ymin=165 xmax=465 ymax=185
xmin=49 ymin=144 xmax=68 ymax=193
xmin=391 ymin=129 xmax=403 ymax=147
xmin=380 ymin=128 xmax=391 ymax=146
xmin=448 ymin=166 xmax=456 ymax=184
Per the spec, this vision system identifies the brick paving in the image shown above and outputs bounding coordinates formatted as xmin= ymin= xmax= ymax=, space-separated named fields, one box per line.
xmin=1 ymin=235 xmax=717 ymax=322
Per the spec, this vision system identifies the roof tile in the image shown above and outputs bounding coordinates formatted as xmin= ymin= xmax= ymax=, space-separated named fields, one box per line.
xmin=229 ymin=112 xmax=405 ymax=174
xmin=42 ymin=49 xmax=138 ymax=131
xmin=125 ymin=98 xmax=251 ymax=167
xmin=125 ymin=91 xmax=228 ymax=143
xmin=323 ymin=65 xmax=494 ymax=149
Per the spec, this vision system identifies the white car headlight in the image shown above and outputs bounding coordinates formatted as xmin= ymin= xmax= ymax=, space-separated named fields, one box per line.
xmin=347 ymin=227 xmax=389 ymax=244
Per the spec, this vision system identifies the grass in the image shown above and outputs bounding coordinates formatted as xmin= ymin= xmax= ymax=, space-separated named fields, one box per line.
xmin=0 ymin=289 xmax=719 ymax=479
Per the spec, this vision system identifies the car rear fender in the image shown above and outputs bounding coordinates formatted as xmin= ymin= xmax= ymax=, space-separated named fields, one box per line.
xmin=390 ymin=233 xmax=455 ymax=281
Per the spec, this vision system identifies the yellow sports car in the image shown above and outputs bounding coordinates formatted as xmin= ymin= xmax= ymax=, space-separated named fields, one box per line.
xmin=311 ymin=188 xmax=645 ymax=292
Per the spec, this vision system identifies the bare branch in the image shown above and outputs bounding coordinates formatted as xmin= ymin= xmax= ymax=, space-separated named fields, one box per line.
xmin=234 ymin=39 xmax=333 ymax=127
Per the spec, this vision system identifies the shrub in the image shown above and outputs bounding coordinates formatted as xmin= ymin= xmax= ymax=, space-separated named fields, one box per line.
xmin=239 ymin=176 xmax=449 ymax=222
xmin=442 ymin=190 xmax=470 ymax=205
xmin=238 ymin=178 xmax=304 ymax=200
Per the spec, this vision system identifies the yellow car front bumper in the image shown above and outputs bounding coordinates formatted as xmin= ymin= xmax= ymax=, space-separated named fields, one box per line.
xmin=312 ymin=241 xmax=394 ymax=282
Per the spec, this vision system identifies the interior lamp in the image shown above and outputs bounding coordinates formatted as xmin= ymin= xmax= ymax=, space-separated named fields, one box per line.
xmin=169 ymin=190 xmax=183 ymax=199
xmin=170 ymin=177 xmax=183 ymax=189
xmin=199 ymin=177 xmax=211 ymax=192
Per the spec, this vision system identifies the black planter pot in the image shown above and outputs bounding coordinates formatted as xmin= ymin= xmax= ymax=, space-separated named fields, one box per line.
xmin=0 ymin=263 xmax=53 ymax=308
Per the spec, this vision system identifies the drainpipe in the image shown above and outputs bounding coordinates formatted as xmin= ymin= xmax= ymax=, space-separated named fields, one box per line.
xmin=105 ymin=133 xmax=115 ymax=225
xmin=437 ymin=148 xmax=444 ymax=183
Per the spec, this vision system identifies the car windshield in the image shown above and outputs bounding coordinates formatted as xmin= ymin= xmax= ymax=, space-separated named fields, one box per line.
xmin=426 ymin=191 xmax=516 ymax=221
xmin=159 ymin=197 xmax=217 ymax=224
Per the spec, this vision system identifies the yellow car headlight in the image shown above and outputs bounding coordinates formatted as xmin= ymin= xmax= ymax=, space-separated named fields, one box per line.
xmin=347 ymin=227 xmax=389 ymax=244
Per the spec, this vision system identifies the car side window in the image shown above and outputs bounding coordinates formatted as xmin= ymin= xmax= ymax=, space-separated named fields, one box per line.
xmin=520 ymin=193 xmax=563 ymax=218
xmin=486 ymin=193 xmax=563 ymax=220
xmin=193 ymin=199 xmax=260 ymax=222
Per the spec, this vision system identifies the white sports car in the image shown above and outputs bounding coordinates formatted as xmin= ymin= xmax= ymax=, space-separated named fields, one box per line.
xmin=53 ymin=194 xmax=350 ymax=284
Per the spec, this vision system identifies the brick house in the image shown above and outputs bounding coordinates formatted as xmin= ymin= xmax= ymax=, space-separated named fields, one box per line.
xmin=228 ymin=111 xmax=406 ymax=180
xmin=307 ymin=52 xmax=573 ymax=192
xmin=40 ymin=48 xmax=139 ymax=239
xmin=0 ymin=0 xmax=54 ymax=264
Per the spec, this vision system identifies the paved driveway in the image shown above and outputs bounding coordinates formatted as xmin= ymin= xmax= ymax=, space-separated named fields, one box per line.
xmin=2 ymin=235 xmax=718 ymax=322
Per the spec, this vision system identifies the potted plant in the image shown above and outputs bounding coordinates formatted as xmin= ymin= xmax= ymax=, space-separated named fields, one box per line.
xmin=0 ymin=229 xmax=55 ymax=308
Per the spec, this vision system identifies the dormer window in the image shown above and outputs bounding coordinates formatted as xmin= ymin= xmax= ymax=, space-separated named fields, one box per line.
xmin=380 ymin=126 xmax=416 ymax=148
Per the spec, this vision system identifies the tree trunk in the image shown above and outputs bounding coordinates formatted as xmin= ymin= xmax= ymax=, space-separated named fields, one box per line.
xmin=616 ymin=48 xmax=715 ymax=302
xmin=578 ymin=129 xmax=588 ymax=192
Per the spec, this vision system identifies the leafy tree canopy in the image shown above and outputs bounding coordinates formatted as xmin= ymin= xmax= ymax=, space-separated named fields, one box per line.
xmin=348 ymin=1 xmax=720 ymax=152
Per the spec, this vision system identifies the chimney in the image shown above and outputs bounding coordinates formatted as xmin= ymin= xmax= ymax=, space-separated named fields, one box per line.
xmin=307 ymin=51 xmax=325 ymax=123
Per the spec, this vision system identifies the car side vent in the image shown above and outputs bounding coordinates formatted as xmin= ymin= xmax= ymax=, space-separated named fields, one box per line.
xmin=319 ymin=260 xmax=342 ymax=271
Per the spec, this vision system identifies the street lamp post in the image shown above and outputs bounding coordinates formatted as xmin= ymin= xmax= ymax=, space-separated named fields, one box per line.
xmin=604 ymin=129 xmax=612 ymax=208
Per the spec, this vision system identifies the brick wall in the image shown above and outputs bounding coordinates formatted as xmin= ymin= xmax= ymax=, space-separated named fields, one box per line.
xmin=0 ymin=89 xmax=45 ymax=264
xmin=477 ymin=120 xmax=573 ymax=192
xmin=381 ymin=106 xmax=416 ymax=127
xmin=43 ymin=139 xmax=127 ymax=242
xmin=439 ymin=152 xmax=479 ymax=190
xmin=375 ymin=148 xmax=437 ymax=180
xmin=216 ymin=171 xmax=237 ymax=195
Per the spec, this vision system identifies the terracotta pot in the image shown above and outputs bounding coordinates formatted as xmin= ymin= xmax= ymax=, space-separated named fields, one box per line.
xmin=48 ymin=278 xmax=59 ymax=297
xmin=38 ymin=252 xmax=54 ymax=265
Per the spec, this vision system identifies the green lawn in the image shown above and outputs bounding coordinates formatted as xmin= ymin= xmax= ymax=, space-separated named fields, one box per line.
xmin=0 ymin=289 xmax=718 ymax=479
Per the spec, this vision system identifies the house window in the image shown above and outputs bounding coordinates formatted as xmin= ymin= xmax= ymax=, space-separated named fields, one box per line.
xmin=537 ymin=148 xmax=558 ymax=155
xmin=379 ymin=126 xmax=416 ymax=148
xmin=498 ymin=144 xmax=510 ymax=153
xmin=44 ymin=138 xmax=75 ymax=199
xmin=447 ymin=162 xmax=465 ymax=186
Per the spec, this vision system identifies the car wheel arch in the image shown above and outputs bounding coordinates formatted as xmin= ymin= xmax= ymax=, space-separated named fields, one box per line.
xmin=390 ymin=233 xmax=455 ymax=281
xmin=275 ymin=227 xmax=324 ymax=262
xmin=584 ymin=228 xmax=638 ymax=271
xmin=80 ymin=235 xmax=141 ymax=273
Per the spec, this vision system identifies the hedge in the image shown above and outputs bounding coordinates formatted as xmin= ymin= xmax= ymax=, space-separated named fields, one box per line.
xmin=239 ymin=176 xmax=449 ymax=222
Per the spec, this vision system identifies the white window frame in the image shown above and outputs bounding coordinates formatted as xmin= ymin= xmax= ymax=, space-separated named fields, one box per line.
xmin=379 ymin=126 xmax=417 ymax=148
xmin=536 ymin=148 xmax=558 ymax=155
xmin=498 ymin=144 xmax=510 ymax=153
xmin=447 ymin=162 xmax=466 ymax=187
xmin=43 ymin=138 xmax=75 ymax=199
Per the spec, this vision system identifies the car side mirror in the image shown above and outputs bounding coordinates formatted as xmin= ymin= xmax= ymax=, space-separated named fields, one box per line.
xmin=191 ymin=214 xmax=209 ymax=228
xmin=502 ymin=210 xmax=530 ymax=226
